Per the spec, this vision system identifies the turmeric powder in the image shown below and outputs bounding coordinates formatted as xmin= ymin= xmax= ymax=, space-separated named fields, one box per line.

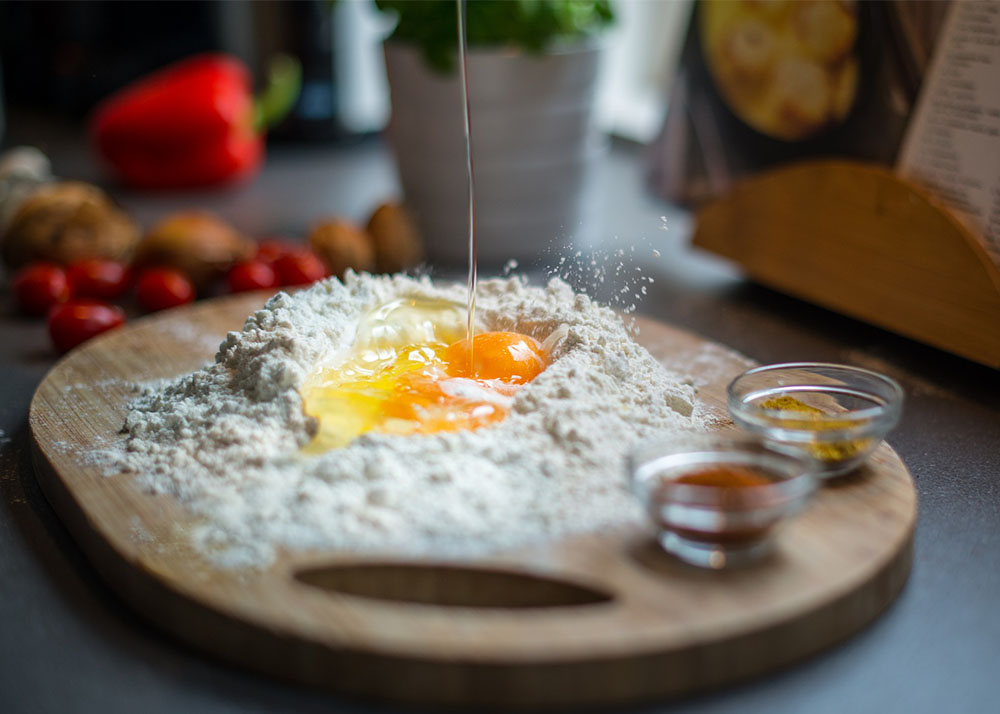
xmin=760 ymin=396 xmax=872 ymax=463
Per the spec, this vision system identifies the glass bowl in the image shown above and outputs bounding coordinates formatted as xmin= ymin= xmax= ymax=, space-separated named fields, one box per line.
xmin=629 ymin=434 xmax=817 ymax=569
xmin=727 ymin=362 xmax=904 ymax=478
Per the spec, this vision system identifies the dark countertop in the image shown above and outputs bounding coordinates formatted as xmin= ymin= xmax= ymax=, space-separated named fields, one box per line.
xmin=2 ymin=117 xmax=998 ymax=714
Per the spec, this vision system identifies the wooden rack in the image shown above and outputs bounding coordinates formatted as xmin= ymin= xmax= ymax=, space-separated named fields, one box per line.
xmin=692 ymin=160 xmax=1000 ymax=368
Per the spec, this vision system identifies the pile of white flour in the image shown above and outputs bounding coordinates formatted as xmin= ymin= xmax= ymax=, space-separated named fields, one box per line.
xmin=112 ymin=273 xmax=708 ymax=568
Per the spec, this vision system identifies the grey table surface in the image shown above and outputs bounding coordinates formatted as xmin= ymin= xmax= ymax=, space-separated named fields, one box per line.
xmin=1 ymin=115 xmax=998 ymax=714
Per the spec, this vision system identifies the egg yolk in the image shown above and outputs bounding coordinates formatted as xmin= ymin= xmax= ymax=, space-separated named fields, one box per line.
xmin=301 ymin=299 xmax=549 ymax=453
xmin=442 ymin=331 xmax=547 ymax=384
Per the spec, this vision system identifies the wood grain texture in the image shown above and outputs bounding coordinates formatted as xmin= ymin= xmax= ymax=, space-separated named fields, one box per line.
xmin=692 ymin=160 xmax=1000 ymax=368
xmin=29 ymin=293 xmax=917 ymax=707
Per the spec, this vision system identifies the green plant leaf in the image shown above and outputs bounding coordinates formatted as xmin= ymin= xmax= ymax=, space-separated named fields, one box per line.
xmin=253 ymin=54 xmax=303 ymax=131
xmin=376 ymin=0 xmax=614 ymax=74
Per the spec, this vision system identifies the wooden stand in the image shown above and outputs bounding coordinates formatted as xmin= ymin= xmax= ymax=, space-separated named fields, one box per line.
xmin=692 ymin=160 xmax=1000 ymax=368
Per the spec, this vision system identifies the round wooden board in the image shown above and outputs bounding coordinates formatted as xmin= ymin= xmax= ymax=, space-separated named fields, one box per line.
xmin=29 ymin=292 xmax=917 ymax=708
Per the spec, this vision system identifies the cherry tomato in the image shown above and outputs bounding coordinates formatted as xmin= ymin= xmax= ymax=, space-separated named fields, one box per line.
xmin=255 ymin=239 xmax=297 ymax=265
xmin=136 ymin=268 xmax=195 ymax=312
xmin=48 ymin=300 xmax=125 ymax=353
xmin=11 ymin=262 xmax=71 ymax=316
xmin=66 ymin=259 xmax=131 ymax=300
xmin=273 ymin=250 xmax=328 ymax=287
xmin=226 ymin=260 xmax=279 ymax=293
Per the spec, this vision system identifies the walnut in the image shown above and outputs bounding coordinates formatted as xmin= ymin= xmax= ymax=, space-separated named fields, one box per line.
xmin=366 ymin=202 xmax=424 ymax=274
xmin=1 ymin=181 xmax=140 ymax=269
xmin=307 ymin=218 xmax=375 ymax=276
xmin=134 ymin=211 xmax=254 ymax=288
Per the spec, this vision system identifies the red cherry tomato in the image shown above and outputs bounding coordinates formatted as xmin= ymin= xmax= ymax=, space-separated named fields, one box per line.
xmin=66 ymin=259 xmax=131 ymax=300
xmin=255 ymin=239 xmax=297 ymax=265
xmin=11 ymin=262 xmax=71 ymax=316
xmin=48 ymin=300 xmax=125 ymax=353
xmin=226 ymin=260 xmax=279 ymax=293
xmin=273 ymin=250 xmax=328 ymax=287
xmin=136 ymin=268 xmax=195 ymax=312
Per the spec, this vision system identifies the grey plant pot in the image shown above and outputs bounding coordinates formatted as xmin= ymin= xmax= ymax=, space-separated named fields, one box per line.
xmin=384 ymin=40 xmax=605 ymax=267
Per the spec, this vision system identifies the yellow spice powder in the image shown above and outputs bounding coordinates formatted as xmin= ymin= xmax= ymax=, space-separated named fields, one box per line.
xmin=760 ymin=396 xmax=872 ymax=462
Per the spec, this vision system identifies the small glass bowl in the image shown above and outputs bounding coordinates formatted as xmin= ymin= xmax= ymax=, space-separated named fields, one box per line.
xmin=629 ymin=434 xmax=817 ymax=569
xmin=727 ymin=363 xmax=904 ymax=478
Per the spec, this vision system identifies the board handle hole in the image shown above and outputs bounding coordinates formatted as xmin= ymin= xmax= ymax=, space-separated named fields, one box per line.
xmin=295 ymin=562 xmax=614 ymax=609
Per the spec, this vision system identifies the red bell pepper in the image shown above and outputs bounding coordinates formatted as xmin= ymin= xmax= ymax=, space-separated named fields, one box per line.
xmin=90 ymin=54 xmax=299 ymax=189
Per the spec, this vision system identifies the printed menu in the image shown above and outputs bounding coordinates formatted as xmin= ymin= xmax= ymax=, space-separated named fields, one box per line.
xmin=898 ymin=1 xmax=1000 ymax=265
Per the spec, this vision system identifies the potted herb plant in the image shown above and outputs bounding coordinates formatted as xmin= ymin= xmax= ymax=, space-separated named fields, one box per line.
xmin=376 ymin=0 xmax=614 ymax=265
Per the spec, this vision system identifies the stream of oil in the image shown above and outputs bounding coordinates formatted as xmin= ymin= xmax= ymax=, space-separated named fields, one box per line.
xmin=457 ymin=0 xmax=477 ymax=372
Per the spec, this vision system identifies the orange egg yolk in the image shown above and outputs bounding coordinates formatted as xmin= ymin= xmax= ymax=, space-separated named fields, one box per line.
xmin=442 ymin=331 xmax=547 ymax=384
xmin=301 ymin=309 xmax=549 ymax=453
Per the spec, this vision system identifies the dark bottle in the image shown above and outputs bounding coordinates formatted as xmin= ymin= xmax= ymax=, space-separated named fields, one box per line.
xmin=246 ymin=1 xmax=348 ymax=142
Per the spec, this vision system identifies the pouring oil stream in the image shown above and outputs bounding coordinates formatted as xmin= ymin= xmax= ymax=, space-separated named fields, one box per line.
xmin=457 ymin=0 xmax=477 ymax=372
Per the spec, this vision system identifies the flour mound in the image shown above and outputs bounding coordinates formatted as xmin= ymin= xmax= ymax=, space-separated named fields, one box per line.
xmin=116 ymin=273 xmax=705 ymax=568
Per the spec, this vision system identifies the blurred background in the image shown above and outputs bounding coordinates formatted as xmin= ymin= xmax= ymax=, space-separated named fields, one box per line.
xmin=0 ymin=0 xmax=971 ymax=349
xmin=0 ymin=0 xmax=696 ymax=290
xmin=0 ymin=0 xmax=686 ymax=142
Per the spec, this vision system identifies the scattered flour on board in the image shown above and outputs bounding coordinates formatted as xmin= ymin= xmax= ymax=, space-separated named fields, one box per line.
xmin=102 ymin=273 xmax=711 ymax=568
xmin=158 ymin=318 xmax=229 ymax=354
xmin=60 ymin=377 xmax=131 ymax=394
xmin=661 ymin=342 xmax=754 ymax=393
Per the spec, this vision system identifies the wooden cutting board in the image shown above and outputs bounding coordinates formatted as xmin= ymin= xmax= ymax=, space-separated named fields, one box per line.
xmin=29 ymin=292 xmax=917 ymax=708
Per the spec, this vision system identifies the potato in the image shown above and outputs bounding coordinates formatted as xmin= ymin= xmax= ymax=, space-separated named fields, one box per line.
xmin=134 ymin=211 xmax=254 ymax=288
xmin=1 ymin=181 xmax=140 ymax=269
xmin=366 ymin=202 xmax=424 ymax=274
xmin=307 ymin=218 xmax=375 ymax=276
